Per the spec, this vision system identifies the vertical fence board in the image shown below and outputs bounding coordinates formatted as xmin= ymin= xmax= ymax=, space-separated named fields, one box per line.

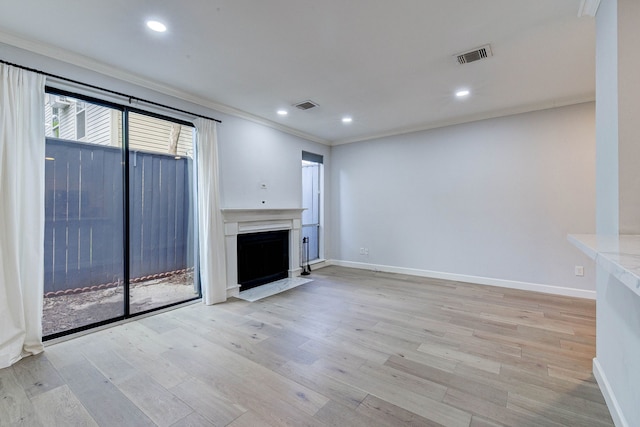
xmin=77 ymin=147 xmax=93 ymax=287
xmin=141 ymin=155 xmax=154 ymax=277
xmin=175 ymin=159 xmax=187 ymax=268
xmin=104 ymin=147 xmax=123 ymax=285
xmin=166 ymin=158 xmax=177 ymax=272
xmin=185 ymin=159 xmax=194 ymax=267
xmin=66 ymin=146 xmax=81 ymax=288
xmin=157 ymin=158 xmax=169 ymax=275
xmin=150 ymin=156 xmax=162 ymax=275
xmin=52 ymin=144 xmax=68 ymax=291
xmin=91 ymin=147 xmax=108 ymax=285
xmin=44 ymin=145 xmax=55 ymax=289
xmin=129 ymin=151 xmax=143 ymax=279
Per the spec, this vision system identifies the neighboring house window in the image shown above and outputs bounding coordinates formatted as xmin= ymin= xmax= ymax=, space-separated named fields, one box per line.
xmin=51 ymin=107 xmax=60 ymax=138
xmin=302 ymin=151 xmax=323 ymax=261
xmin=75 ymin=101 xmax=86 ymax=140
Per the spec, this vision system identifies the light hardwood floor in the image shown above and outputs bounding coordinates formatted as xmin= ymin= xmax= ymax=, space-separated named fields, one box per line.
xmin=0 ymin=266 xmax=614 ymax=426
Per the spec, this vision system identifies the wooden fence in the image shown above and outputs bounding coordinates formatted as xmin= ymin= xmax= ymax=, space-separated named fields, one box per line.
xmin=44 ymin=138 xmax=193 ymax=294
xmin=129 ymin=149 xmax=193 ymax=279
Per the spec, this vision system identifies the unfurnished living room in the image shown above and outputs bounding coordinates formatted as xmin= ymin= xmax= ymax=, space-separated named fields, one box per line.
xmin=0 ymin=1 xmax=638 ymax=426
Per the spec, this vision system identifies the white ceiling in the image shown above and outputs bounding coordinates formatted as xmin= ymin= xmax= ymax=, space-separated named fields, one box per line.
xmin=0 ymin=0 xmax=595 ymax=145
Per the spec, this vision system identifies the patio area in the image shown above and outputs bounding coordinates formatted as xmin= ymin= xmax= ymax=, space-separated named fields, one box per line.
xmin=43 ymin=270 xmax=198 ymax=336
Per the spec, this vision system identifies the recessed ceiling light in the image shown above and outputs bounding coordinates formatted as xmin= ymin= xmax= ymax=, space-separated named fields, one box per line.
xmin=277 ymin=110 xmax=288 ymax=116
xmin=342 ymin=117 xmax=353 ymax=123
xmin=456 ymin=90 xmax=470 ymax=97
xmin=146 ymin=20 xmax=167 ymax=32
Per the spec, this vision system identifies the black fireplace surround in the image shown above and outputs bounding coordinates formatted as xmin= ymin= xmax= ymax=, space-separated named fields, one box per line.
xmin=237 ymin=230 xmax=289 ymax=291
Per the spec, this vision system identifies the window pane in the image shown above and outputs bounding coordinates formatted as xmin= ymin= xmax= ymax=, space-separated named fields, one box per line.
xmin=302 ymin=161 xmax=319 ymax=225
xmin=76 ymin=109 xmax=86 ymax=139
xmin=43 ymin=95 xmax=125 ymax=336
xmin=128 ymin=112 xmax=199 ymax=313
xmin=311 ymin=163 xmax=320 ymax=224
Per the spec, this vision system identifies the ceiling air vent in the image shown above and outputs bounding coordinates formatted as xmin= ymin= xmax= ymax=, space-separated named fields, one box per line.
xmin=455 ymin=44 xmax=493 ymax=65
xmin=294 ymin=100 xmax=319 ymax=111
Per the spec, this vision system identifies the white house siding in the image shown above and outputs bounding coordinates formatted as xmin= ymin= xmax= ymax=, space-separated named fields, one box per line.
xmin=45 ymin=95 xmax=193 ymax=156
xmin=84 ymin=104 xmax=114 ymax=146
xmin=129 ymin=112 xmax=193 ymax=156
xmin=113 ymin=110 xmax=123 ymax=147
xmin=55 ymin=101 xmax=77 ymax=140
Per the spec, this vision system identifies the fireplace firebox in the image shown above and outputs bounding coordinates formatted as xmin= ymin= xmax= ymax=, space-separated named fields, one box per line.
xmin=237 ymin=230 xmax=289 ymax=291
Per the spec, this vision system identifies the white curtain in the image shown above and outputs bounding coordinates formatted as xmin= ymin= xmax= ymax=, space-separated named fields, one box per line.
xmin=194 ymin=118 xmax=227 ymax=305
xmin=0 ymin=64 xmax=46 ymax=368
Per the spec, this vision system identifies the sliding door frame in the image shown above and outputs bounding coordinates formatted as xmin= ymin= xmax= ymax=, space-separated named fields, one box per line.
xmin=43 ymin=87 xmax=201 ymax=340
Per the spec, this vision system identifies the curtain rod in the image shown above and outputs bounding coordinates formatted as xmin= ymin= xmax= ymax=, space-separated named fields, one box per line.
xmin=0 ymin=59 xmax=221 ymax=124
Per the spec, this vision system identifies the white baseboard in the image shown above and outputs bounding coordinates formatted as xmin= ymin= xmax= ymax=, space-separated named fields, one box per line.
xmin=329 ymin=259 xmax=596 ymax=300
xmin=289 ymin=267 xmax=303 ymax=277
xmin=593 ymin=358 xmax=628 ymax=427
xmin=308 ymin=259 xmax=331 ymax=270
xmin=226 ymin=285 xmax=240 ymax=299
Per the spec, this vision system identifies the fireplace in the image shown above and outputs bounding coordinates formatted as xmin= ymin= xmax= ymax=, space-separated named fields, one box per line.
xmin=221 ymin=208 xmax=304 ymax=297
xmin=237 ymin=230 xmax=289 ymax=290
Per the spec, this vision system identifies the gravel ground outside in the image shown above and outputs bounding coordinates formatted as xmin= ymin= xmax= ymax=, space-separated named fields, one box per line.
xmin=43 ymin=271 xmax=199 ymax=336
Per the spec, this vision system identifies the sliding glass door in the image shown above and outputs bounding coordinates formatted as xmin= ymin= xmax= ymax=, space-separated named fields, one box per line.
xmin=42 ymin=92 xmax=200 ymax=338
xmin=43 ymin=94 xmax=125 ymax=336
xmin=128 ymin=112 xmax=199 ymax=314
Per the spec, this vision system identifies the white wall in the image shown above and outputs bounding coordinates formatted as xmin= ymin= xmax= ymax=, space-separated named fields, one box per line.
xmin=331 ymin=103 xmax=596 ymax=295
xmin=217 ymin=114 xmax=330 ymax=209
xmin=617 ymin=0 xmax=640 ymax=235
xmin=595 ymin=0 xmax=619 ymax=236
xmin=594 ymin=1 xmax=640 ymax=426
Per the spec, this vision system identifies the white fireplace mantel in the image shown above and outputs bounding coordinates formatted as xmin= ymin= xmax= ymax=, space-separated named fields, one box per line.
xmin=221 ymin=208 xmax=305 ymax=297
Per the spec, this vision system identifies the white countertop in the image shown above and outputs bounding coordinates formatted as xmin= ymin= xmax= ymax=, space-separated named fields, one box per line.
xmin=568 ymin=234 xmax=640 ymax=297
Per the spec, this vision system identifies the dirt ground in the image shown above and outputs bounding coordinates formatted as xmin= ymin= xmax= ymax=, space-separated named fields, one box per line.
xmin=42 ymin=271 xmax=199 ymax=336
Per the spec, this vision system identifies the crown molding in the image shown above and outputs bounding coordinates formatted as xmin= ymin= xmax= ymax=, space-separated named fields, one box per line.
xmin=0 ymin=30 xmax=330 ymax=146
xmin=332 ymin=95 xmax=595 ymax=146
xmin=578 ymin=0 xmax=601 ymax=17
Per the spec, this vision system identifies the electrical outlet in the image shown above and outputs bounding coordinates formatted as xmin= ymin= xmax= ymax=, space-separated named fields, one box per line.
xmin=364 ymin=248 xmax=369 ymax=255
xmin=575 ymin=266 xmax=584 ymax=276
xmin=359 ymin=248 xmax=365 ymax=255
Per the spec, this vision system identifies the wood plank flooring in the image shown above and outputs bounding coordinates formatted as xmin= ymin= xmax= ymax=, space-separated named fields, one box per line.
xmin=0 ymin=266 xmax=614 ymax=426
